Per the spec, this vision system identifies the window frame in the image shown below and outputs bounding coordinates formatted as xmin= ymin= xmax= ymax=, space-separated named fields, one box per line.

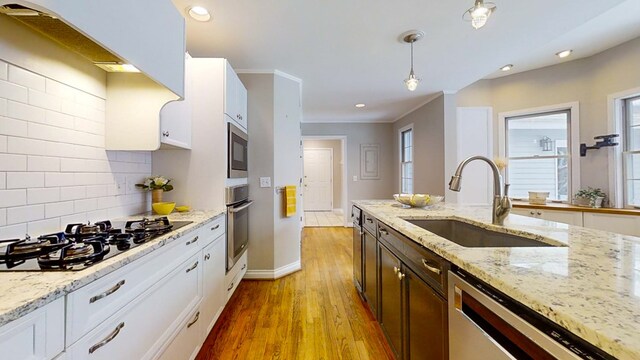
xmin=498 ymin=102 xmax=581 ymax=203
xmin=608 ymin=87 xmax=640 ymax=208
xmin=622 ymin=95 xmax=640 ymax=207
xmin=399 ymin=123 xmax=414 ymax=194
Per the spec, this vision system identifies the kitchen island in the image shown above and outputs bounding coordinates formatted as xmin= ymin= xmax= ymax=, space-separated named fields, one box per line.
xmin=353 ymin=200 xmax=640 ymax=360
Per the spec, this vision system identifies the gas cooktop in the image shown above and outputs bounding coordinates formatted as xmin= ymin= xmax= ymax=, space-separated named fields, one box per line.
xmin=0 ymin=217 xmax=192 ymax=272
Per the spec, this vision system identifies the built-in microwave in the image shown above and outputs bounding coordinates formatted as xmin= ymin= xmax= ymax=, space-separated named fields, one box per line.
xmin=228 ymin=123 xmax=248 ymax=178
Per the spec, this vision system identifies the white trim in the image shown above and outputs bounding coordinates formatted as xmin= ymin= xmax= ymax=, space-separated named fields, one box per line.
xmin=302 ymin=135 xmax=349 ymax=226
xmin=608 ymin=87 xmax=640 ymax=208
xmin=398 ymin=123 xmax=414 ymax=193
xmin=498 ymin=102 xmax=580 ymax=201
xmin=302 ymin=147 xmax=334 ymax=211
xmin=235 ymin=69 xmax=303 ymax=84
xmin=244 ymin=260 xmax=302 ymax=280
xmin=442 ymin=90 xmax=458 ymax=95
xmin=301 ymin=119 xmax=394 ymax=124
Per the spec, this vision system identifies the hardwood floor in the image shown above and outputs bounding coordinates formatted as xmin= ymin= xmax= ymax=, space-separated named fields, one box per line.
xmin=196 ymin=227 xmax=394 ymax=360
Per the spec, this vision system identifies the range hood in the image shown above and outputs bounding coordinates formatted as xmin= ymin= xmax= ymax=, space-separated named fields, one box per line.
xmin=0 ymin=4 xmax=137 ymax=72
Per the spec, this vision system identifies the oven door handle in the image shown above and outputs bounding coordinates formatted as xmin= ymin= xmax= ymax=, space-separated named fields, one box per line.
xmin=229 ymin=200 xmax=254 ymax=213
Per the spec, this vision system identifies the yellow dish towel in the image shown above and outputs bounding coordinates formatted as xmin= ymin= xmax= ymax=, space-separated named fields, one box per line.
xmin=284 ymin=185 xmax=296 ymax=217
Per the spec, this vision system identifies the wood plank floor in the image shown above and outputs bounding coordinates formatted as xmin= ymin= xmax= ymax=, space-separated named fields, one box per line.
xmin=196 ymin=227 xmax=394 ymax=360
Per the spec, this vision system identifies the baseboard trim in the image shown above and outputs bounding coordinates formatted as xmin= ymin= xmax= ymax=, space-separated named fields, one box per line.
xmin=244 ymin=260 xmax=302 ymax=280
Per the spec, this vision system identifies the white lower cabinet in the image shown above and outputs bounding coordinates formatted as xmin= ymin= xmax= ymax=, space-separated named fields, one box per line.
xmin=66 ymin=253 xmax=201 ymax=359
xmin=511 ymin=208 xmax=583 ymax=226
xmin=0 ymin=297 xmax=64 ymax=360
xmin=201 ymin=235 xmax=226 ymax=336
xmin=226 ymin=250 xmax=248 ymax=301
xmin=583 ymin=213 xmax=640 ymax=237
xmin=157 ymin=306 xmax=203 ymax=360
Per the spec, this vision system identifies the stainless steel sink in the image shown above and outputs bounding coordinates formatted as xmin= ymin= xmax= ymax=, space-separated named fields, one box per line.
xmin=405 ymin=219 xmax=560 ymax=248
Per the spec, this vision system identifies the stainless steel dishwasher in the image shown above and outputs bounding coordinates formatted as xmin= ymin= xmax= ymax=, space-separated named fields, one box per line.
xmin=448 ymin=269 xmax=615 ymax=360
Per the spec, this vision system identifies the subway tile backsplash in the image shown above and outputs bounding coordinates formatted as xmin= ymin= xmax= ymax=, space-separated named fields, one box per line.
xmin=0 ymin=60 xmax=151 ymax=238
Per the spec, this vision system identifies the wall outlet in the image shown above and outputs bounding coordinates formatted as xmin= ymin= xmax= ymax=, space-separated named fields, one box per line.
xmin=353 ymin=176 xmax=358 ymax=182
xmin=260 ymin=177 xmax=272 ymax=188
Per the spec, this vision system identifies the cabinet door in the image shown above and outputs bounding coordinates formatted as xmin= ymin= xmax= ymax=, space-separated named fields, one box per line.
xmin=363 ymin=229 xmax=378 ymax=318
xmin=405 ymin=266 xmax=447 ymax=360
xmin=379 ymin=244 xmax=403 ymax=359
xmin=158 ymin=307 xmax=202 ymax=360
xmin=510 ymin=208 xmax=539 ymax=218
xmin=539 ymin=210 xmax=583 ymax=226
xmin=224 ymin=61 xmax=238 ymax=123
xmin=583 ymin=213 xmax=640 ymax=236
xmin=353 ymin=226 xmax=363 ymax=293
xmin=160 ymin=53 xmax=193 ymax=149
xmin=201 ymin=235 xmax=226 ymax=337
xmin=237 ymin=80 xmax=248 ymax=129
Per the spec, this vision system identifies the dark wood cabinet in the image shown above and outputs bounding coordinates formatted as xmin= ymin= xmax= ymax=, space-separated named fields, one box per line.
xmin=379 ymin=244 xmax=403 ymax=358
xmin=363 ymin=228 xmax=378 ymax=318
xmin=352 ymin=225 xmax=363 ymax=293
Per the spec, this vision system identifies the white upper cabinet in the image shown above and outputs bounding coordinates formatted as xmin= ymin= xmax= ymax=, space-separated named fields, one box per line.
xmin=160 ymin=54 xmax=193 ymax=149
xmin=19 ymin=0 xmax=186 ymax=97
xmin=224 ymin=61 xmax=248 ymax=130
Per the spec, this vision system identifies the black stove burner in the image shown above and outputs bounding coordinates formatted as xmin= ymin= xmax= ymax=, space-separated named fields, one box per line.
xmin=0 ymin=218 xmax=192 ymax=271
xmin=38 ymin=236 xmax=110 ymax=270
xmin=0 ymin=233 xmax=71 ymax=269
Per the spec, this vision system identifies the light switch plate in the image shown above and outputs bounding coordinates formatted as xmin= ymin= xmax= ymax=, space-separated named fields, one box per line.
xmin=353 ymin=176 xmax=358 ymax=182
xmin=260 ymin=177 xmax=272 ymax=188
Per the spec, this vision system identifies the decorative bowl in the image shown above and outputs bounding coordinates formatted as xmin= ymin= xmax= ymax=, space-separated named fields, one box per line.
xmin=152 ymin=202 xmax=176 ymax=215
xmin=393 ymin=194 xmax=444 ymax=208
xmin=175 ymin=205 xmax=191 ymax=213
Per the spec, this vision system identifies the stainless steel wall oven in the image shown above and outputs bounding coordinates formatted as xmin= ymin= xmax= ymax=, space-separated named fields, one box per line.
xmin=228 ymin=123 xmax=248 ymax=178
xmin=225 ymin=185 xmax=251 ymax=271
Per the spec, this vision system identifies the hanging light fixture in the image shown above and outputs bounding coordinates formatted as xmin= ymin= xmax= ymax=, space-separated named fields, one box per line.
xmin=463 ymin=0 xmax=497 ymax=29
xmin=402 ymin=30 xmax=424 ymax=92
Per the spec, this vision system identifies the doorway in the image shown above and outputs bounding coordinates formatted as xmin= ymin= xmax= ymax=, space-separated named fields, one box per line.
xmin=302 ymin=137 xmax=347 ymax=227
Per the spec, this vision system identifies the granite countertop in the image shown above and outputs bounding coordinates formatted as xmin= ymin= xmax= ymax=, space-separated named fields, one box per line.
xmin=353 ymin=200 xmax=640 ymax=360
xmin=0 ymin=209 xmax=225 ymax=328
xmin=512 ymin=200 xmax=640 ymax=216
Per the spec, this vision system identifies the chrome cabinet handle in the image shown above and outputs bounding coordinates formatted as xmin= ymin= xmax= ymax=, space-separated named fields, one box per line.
xmin=162 ymin=131 xmax=169 ymax=137
xmin=90 ymin=280 xmax=125 ymax=304
xmin=89 ymin=322 xmax=124 ymax=354
xmin=186 ymin=236 xmax=199 ymax=245
xmin=366 ymin=218 xmax=373 ymax=223
xmin=379 ymin=228 xmax=388 ymax=236
xmin=241 ymin=263 xmax=246 ymax=270
xmin=211 ymin=224 xmax=220 ymax=231
xmin=186 ymin=261 xmax=199 ymax=273
xmin=421 ymin=259 xmax=442 ymax=275
xmin=240 ymin=244 xmax=246 ymax=249
xmin=227 ymin=282 xmax=234 ymax=291
xmin=187 ymin=312 xmax=200 ymax=328
xmin=204 ymin=253 xmax=211 ymax=261
xmin=397 ymin=272 xmax=405 ymax=280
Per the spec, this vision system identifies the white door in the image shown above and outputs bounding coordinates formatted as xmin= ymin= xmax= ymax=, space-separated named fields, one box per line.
xmin=303 ymin=148 xmax=333 ymax=211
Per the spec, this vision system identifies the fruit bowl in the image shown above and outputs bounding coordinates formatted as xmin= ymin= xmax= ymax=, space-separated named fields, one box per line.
xmin=393 ymin=194 xmax=444 ymax=208
xmin=152 ymin=202 xmax=176 ymax=215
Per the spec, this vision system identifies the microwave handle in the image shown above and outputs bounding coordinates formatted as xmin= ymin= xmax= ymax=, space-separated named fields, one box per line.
xmin=230 ymin=200 xmax=254 ymax=213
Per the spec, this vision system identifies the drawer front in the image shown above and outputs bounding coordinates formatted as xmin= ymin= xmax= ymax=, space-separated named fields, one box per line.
xmin=67 ymin=253 xmax=202 ymax=360
xmin=226 ymin=249 xmax=247 ymax=300
xmin=202 ymin=215 xmax=226 ymax=243
xmin=66 ymin=228 xmax=203 ymax=346
xmin=158 ymin=307 xmax=202 ymax=360
xmin=362 ymin=212 xmax=377 ymax=234
xmin=351 ymin=206 xmax=362 ymax=226
xmin=378 ymin=221 xmax=447 ymax=295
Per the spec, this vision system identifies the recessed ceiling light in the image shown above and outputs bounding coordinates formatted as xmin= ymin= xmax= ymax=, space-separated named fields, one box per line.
xmin=187 ymin=6 xmax=211 ymax=22
xmin=355 ymin=103 xmax=366 ymax=108
xmin=556 ymin=49 xmax=572 ymax=58
xmin=500 ymin=64 xmax=513 ymax=72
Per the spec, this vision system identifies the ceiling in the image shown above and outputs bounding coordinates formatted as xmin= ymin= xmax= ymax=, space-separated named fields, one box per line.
xmin=171 ymin=0 xmax=640 ymax=123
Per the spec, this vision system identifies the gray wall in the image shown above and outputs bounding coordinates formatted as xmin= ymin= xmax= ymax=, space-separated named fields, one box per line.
xmin=303 ymin=139 xmax=343 ymax=209
xmin=393 ymin=94 xmax=452 ymax=195
xmin=301 ymin=123 xmax=395 ymax=206
xmin=239 ymin=73 xmax=276 ymax=271
xmin=457 ymin=36 xmax=640 ymax=198
xmin=239 ymin=72 xmax=302 ymax=273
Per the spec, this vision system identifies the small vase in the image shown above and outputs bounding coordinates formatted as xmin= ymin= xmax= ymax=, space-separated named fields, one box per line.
xmin=151 ymin=189 xmax=163 ymax=204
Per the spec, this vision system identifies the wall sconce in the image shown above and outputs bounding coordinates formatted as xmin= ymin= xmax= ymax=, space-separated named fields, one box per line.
xmin=539 ymin=136 xmax=553 ymax=151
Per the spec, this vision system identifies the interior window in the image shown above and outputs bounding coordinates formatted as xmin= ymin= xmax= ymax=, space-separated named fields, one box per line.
xmin=623 ymin=95 xmax=640 ymax=207
xmin=505 ymin=110 xmax=571 ymax=201
xmin=401 ymin=128 xmax=413 ymax=193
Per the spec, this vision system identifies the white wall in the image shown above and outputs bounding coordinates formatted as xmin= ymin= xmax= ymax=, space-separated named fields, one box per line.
xmin=0 ymin=14 xmax=150 ymax=239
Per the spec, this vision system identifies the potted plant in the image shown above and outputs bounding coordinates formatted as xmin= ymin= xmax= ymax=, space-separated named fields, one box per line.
xmin=136 ymin=176 xmax=174 ymax=203
xmin=573 ymin=187 xmax=606 ymax=208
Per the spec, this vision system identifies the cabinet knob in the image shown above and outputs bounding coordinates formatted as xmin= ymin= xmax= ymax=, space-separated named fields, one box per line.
xmin=530 ymin=211 xmax=535 ymax=215
xmin=162 ymin=131 xmax=170 ymax=137
xmin=397 ymin=272 xmax=405 ymax=281
xmin=393 ymin=266 xmax=399 ymax=274
xmin=536 ymin=211 xmax=542 ymax=216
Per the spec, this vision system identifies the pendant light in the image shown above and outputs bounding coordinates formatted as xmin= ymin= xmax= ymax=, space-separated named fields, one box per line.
xmin=402 ymin=31 xmax=424 ymax=92
xmin=463 ymin=0 xmax=497 ymax=29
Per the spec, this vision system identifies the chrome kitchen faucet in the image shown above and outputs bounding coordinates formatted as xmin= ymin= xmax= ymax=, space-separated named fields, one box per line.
xmin=449 ymin=156 xmax=512 ymax=226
